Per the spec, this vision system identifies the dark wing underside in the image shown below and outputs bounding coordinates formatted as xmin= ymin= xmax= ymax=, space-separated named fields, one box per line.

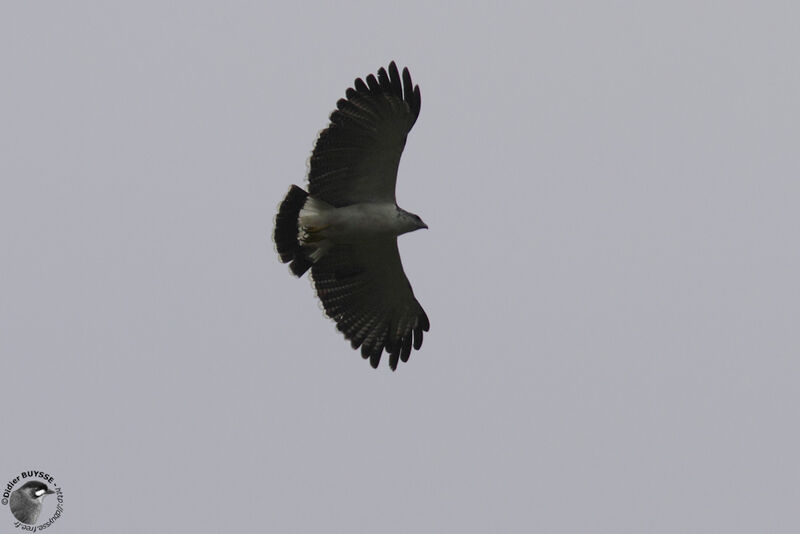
xmin=311 ymin=239 xmax=429 ymax=370
xmin=308 ymin=61 xmax=421 ymax=207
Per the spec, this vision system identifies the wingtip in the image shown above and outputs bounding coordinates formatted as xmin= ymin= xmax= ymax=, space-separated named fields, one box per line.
xmin=354 ymin=77 xmax=369 ymax=93
xmin=365 ymin=73 xmax=380 ymax=93
xmin=369 ymin=352 xmax=381 ymax=368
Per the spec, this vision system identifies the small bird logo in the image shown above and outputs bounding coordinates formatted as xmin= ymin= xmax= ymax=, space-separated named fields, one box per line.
xmin=9 ymin=481 xmax=55 ymax=525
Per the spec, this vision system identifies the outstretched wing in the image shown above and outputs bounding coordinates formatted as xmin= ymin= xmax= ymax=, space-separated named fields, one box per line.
xmin=310 ymin=239 xmax=429 ymax=370
xmin=308 ymin=61 xmax=421 ymax=207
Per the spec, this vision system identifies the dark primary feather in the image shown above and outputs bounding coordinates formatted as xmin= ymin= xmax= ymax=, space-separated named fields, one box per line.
xmin=308 ymin=61 xmax=421 ymax=207
xmin=311 ymin=240 xmax=429 ymax=370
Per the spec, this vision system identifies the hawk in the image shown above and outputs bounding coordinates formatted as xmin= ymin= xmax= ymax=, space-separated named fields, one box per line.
xmin=274 ymin=61 xmax=429 ymax=370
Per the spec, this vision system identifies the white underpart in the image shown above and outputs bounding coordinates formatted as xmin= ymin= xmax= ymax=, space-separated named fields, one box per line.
xmin=299 ymin=198 xmax=416 ymax=261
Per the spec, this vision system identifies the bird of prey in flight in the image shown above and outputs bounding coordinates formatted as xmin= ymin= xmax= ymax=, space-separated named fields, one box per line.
xmin=274 ymin=61 xmax=429 ymax=370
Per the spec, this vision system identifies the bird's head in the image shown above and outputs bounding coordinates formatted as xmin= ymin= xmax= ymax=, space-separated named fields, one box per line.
xmin=18 ymin=481 xmax=55 ymax=501
xmin=396 ymin=207 xmax=428 ymax=235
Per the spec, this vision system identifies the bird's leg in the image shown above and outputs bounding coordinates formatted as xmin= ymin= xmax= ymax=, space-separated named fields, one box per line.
xmin=300 ymin=224 xmax=330 ymax=243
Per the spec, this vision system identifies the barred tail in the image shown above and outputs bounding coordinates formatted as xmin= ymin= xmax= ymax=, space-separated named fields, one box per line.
xmin=274 ymin=185 xmax=313 ymax=277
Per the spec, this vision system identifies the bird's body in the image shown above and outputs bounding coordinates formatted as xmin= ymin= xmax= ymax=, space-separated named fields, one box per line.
xmin=274 ymin=61 xmax=429 ymax=370
xmin=301 ymin=201 xmax=423 ymax=244
xmin=9 ymin=481 xmax=54 ymax=525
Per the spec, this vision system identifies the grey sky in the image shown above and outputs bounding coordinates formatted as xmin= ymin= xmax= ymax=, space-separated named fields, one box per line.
xmin=2 ymin=2 xmax=798 ymax=533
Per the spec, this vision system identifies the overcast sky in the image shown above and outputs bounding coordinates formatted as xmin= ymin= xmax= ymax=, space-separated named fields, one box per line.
xmin=2 ymin=2 xmax=798 ymax=533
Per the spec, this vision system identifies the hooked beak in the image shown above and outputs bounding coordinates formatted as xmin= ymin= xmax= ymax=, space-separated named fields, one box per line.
xmin=420 ymin=221 xmax=428 ymax=230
